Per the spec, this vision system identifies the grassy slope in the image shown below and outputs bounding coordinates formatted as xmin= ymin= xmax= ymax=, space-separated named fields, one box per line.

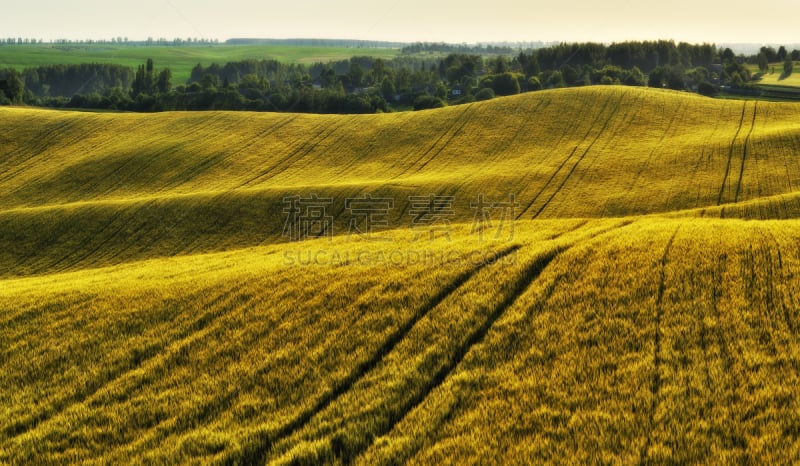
xmin=0 ymin=44 xmax=400 ymax=83
xmin=3 ymin=86 xmax=800 ymax=277
xmin=2 ymin=86 xmax=800 ymax=463
xmin=752 ymin=62 xmax=800 ymax=87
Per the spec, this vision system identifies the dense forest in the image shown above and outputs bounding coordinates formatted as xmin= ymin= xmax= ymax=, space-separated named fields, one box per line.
xmin=0 ymin=41 xmax=797 ymax=113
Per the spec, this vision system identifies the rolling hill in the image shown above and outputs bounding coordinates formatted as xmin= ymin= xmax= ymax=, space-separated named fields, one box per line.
xmin=2 ymin=86 xmax=800 ymax=464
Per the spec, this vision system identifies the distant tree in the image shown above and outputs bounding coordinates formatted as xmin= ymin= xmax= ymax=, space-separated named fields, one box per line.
xmin=731 ymin=72 xmax=744 ymax=88
xmin=778 ymin=46 xmax=788 ymax=61
xmin=561 ymin=65 xmax=581 ymax=86
xmin=647 ymin=65 xmax=685 ymax=90
xmin=413 ymin=94 xmax=445 ymax=110
xmin=527 ymin=76 xmax=542 ymax=91
xmin=238 ymin=73 xmax=269 ymax=100
xmin=697 ymin=81 xmax=719 ymax=97
xmin=201 ymin=73 xmax=220 ymax=90
xmin=622 ymin=66 xmax=646 ymax=86
xmin=131 ymin=64 xmax=146 ymax=97
xmin=319 ymin=66 xmax=337 ymax=89
xmin=491 ymin=72 xmax=520 ymax=96
xmin=474 ymin=87 xmax=495 ymax=101
xmin=493 ymin=56 xmax=509 ymax=73
xmin=519 ymin=52 xmax=540 ymax=77
xmin=348 ymin=63 xmax=364 ymax=88
xmin=0 ymin=71 xmax=24 ymax=104
xmin=435 ymin=82 xmax=448 ymax=99
xmin=721 ymin=48 xmax=735 ymax=64
xmin=156 ymin=68 xmax=172 ymax=94
xmin=144 ymin=59 xmax=155 ymax=92
xmin=760 ymin=46 xmax=778 ymax=62
xmin=546 ymin=70 xmax=565 ymax=88
xmin=380 ymin=77 xmax=396 ymax=100
xmin=784 ymin=58 xmax=794 ymax=77
xmin=793 ymin=50 xmax=800 ymax=61
xmin=757 ymin=52 xmax=768 ymax=72
xmin=370 ymin=58 xmax=387 ymax=83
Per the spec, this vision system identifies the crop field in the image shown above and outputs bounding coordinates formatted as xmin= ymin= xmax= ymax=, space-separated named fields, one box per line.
xmin=0 ymin=43 xmax=401 ymax=83
xmin=753 ymin=64 xmax=800 ymax=88
xmin=2 ymin=86 xmax=800 ymax=463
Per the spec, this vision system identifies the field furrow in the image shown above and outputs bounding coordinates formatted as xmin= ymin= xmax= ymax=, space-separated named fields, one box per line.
xmin=3 ymin=87 xmax=800 ymax=463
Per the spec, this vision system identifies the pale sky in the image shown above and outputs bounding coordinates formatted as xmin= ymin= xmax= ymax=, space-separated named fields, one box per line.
xmin=2 ymin=0 xmax=797 ymax=45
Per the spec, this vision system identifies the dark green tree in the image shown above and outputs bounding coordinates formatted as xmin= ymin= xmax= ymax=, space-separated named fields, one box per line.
xmin=721 ymin=48 xmax=735 ymax=63
xmin=622 ymin=66 xmax=646 ymax=86
xmin=413 ymin=94 xmax=445 ymax=110
xmin=491 ymin=72 xmax=521 ymax=96
xmin=493 ymin=56 xmax=509 ymax=73
xmin=380 ymin=77 xmax=396 ymax=100
xmin=760 ymin=46 xmax=778 ymax=62
xmin=144 ymin=58 xmax=155 ymax=93
xmin=778 ymin=46 xmax=788 ymax=61
xmin=757 ymin=52 xmax=768 ymax=72
xmin=0 ymin=71 xmax=24 ymax=104
xmin=348 ymin=63 xmax=364 ymax=88
xmin=156 ymin=68 xmax=172 ymax=94
xmin=474 ymin=87 xmax=495 ymax=101
xmin=527 ymin=76 xmax=542 ymax=91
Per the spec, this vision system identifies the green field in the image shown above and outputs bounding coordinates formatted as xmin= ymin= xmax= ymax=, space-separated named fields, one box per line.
xmin=752 ymin=62 xmax=800 ymax=86
xmin=746 ymin=62 xmax=800 ymax=101
xmin=0 ymin=44 xmax=401 ymax=83
xmin=3 ymin=86 xmax=800 ymax=463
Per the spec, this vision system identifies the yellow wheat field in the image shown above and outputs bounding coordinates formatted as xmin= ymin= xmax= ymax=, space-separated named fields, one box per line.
xmin=2 ymin=86 xmax=800 ymax=464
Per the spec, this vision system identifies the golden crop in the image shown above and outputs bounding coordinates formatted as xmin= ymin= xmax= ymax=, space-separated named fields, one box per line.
xmin=1 ymin=86 xmax=800 ymax=464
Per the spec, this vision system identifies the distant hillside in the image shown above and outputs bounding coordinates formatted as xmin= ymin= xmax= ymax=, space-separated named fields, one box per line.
xmin=225 ymin=38 xmax=406 ymax=48
xmin=2 ymin=86 xmax=800 ymax=276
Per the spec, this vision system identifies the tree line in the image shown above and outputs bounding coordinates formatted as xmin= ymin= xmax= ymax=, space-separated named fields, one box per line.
xmin=1 ymin=40 xmax=798 ymax=111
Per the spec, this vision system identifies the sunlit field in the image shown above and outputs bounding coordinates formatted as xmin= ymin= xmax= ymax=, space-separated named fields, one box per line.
xmin=2 ymin=86 xmax=800 ymax=463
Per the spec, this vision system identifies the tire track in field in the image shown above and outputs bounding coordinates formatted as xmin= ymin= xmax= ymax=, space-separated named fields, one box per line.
xmin=267 ymin=221 xmax=631 ymax=464
xmin=718 ymin=101 xmax=748 ymax=205
xmin=532 ymin=91 xmax=626 ymax=219
xmin=511 ymin=103 xmax=576 ymax=220
xmin=516 ymin=92 xmax=615 ymax=219
xmin=623 ymin=93 xmax=684 ymax=210
xmin=478 ymin=97 xmax=550 ymax=200
xmin=239 ymin=245 xmax=522 ymax=464
xmin=1 ymin=280 xmax=255 ymax=442
xmin=160 ymin=114 xmax=300 ymax=192
xmin=136 ymin=270 xmax=416 ymax=457
xmin=0 ymin=118 xmax=86 ymax=190
xmin=764 ymin=229 xmax=797 ymax=333
xmin=237 ymin=117 xmax=348 ymax=188
xmin=90 ymin=114 xmax=231 ymax=199
xmin=389 ymin=104 xmax=474 ymax=179
xmin=357 ymin=220 xmax=636 ymax=463
xmin=350 ymin=246 xmax=565 ymax=464
xmin=332 ymin=119 xmax=401 ymax=177
xmin=734 ymin=101 xmax=758 ymax=203
xmin=412 ymin=105 xmax=478 ymax=174
xmin=639 ymin=225 xmax=680 ymax=464
xmin=43 ymin=202 xmax=158 ymax=274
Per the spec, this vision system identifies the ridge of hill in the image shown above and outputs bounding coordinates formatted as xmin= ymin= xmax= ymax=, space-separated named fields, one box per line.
xmin=2 ymin=87 xmax=800 ymax=277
